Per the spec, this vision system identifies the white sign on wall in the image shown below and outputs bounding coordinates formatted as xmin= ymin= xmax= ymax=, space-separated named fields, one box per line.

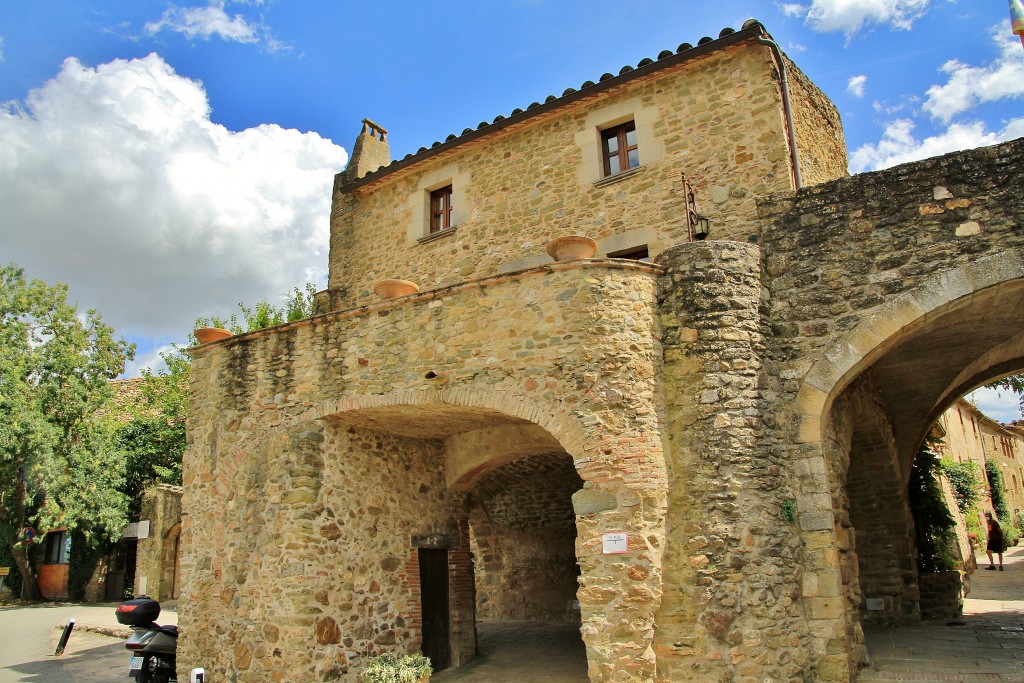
xmin=601 ymin=531 xmax=629 ymax=555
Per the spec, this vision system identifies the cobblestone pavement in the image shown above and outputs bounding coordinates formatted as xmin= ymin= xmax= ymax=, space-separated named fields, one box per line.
xmin=858 ymin=545 xmax=1024 ymax=682
xmin=0 ymin=601 xmax=176 ymax=683
xmin=431 ymin=620 xmax=588 ymax=682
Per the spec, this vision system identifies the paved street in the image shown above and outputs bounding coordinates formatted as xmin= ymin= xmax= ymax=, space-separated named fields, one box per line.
xmin=860 ymin=545 xmax=1024 ymax=682
xmin=0 ymin=602 xmax=176 ymax=683
xmin=1 ymin=555 xmax=1022 ymax=683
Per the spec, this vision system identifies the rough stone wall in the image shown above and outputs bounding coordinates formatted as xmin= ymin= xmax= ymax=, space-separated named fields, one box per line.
xmin=824 ymin=375 xmax=918 ymax=640
xmin=328 ymin=44 xmax=845 ymax=308
xmin=653 ymin=241 xmax=809 ymax=682
xmin=468 ymin=454 xmax=581 ymax=621
xmin=134 ymin=484 xmax=183 ymax=602
xmin=780 ymin=53 xmax=848 ymax=186
xmin=180 ymin=262 xmax=670 ymax=682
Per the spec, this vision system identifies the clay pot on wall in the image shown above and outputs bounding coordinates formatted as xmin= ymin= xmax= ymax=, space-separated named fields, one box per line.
xmin=373 ymin=279 xmax=420 ymax=299
xmin=194 ymin=327 xmax=232 ymax=344
xmin=546 ymin=235 xmax=598 ymax=262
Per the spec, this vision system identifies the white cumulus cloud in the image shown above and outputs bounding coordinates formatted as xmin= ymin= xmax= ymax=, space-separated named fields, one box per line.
xmin=0 ymin=53 xmax=348 ymax=340
xmin=847 ymin=75 xmax=867 ymax=98
xmin=144 ymin=1 xmax=283 ymax=50
xmin=786 ymin=0 xmax=932 ymax=35
xmin=849 ymin=118 xmax=1022 ymax=172
xmin=923 ymin=30 xmax=1024 ymax=123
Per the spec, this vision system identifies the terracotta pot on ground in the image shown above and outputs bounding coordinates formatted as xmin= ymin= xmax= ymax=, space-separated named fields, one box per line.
xmin=194 ymin=327 xmax=232 ymax=344
xmin=546 ymin=235 xmax=598 ymax=262
xmin=373 ymin=279 xmax=420 ymax=299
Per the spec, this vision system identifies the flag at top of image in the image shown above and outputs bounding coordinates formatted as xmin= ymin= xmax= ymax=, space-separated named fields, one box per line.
xmin=1011 ymin=0 xmax=1024 ymax=47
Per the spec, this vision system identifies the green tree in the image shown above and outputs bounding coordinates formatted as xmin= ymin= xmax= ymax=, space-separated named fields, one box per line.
xmin=0 ymin=264 xmax=134 ymax=599
xmin=116 ymin=284 xmax=317 ymax=511
xmin=196 ymin=283 xmax=318 ymax=334
xmin=116 ymin=350 xmax=190 ymax=515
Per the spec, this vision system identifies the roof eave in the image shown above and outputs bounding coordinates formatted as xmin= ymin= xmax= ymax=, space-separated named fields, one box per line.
xmin=338 ymin=22 xmax=768 ymax=194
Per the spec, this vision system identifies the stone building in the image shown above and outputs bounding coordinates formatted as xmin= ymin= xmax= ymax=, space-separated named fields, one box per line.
xmin=937 ymin=400 xmax=1024 ymax=518
xmin=178 ymin=18 xmax=1024 ymax=683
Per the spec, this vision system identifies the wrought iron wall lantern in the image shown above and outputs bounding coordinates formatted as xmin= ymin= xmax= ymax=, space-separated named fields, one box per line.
xmin=681 ymin=172 xmax=711 ymax=241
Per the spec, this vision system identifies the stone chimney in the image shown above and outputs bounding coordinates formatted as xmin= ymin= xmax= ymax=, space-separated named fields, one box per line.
xmin=344 ymin=119 xmax=391 ymax=183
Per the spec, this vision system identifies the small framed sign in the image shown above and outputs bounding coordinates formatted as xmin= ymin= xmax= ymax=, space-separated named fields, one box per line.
xmin=602 ymin=531 xmax=629 ymax=555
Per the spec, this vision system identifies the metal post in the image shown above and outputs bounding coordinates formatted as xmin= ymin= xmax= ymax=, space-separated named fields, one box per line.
xmin=54 ymin=617 xmax=75 ymax=656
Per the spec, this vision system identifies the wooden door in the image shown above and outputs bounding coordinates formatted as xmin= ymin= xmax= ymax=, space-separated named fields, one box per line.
xmin=418 ymin=549 xmax=451 ymax=671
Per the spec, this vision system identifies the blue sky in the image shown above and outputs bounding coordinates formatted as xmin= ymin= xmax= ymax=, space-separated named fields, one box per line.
xmin=1 ymin=1 xmax=1022 ymax=419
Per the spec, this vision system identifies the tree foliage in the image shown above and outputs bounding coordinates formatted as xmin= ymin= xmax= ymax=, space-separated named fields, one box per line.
xmin=908 ymin=437 xmax=957 ymax=572
xmin=195 ymin=283 xmax=318 ymax=335
xmin=116 ymin=350 xmax=190 ymax=515
xmin=0 ymin=264 xmax=134 ymax=598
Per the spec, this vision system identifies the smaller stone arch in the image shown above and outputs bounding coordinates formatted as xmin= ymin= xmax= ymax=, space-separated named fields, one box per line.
xmin=210 ymin=387 xmax=593 ymax=499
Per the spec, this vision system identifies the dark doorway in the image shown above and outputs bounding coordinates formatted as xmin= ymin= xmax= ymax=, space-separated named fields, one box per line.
xmin=104 ymin=540 xmax=137 ymax=601
xmin=419 ymin=548 xmax=451 ymax=671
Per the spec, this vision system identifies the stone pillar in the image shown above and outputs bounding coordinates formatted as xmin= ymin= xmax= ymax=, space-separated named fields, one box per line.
xmin=653 ymin=241 xmax=809 ymax=681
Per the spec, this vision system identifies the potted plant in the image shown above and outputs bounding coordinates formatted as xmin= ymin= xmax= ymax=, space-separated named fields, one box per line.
xmin=361 ymin=652 xmax=432 ymax=683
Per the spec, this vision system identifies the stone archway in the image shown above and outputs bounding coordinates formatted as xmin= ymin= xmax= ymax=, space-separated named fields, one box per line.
xmin=789 ymin=259 xmax=1024 ymax=677
xmin=180 ymin=387 xmax=668 ymax=682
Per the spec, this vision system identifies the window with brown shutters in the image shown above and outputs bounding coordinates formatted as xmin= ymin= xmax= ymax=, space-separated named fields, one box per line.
xmin=430 ymin=185 xmax=453 ymax=233
xmin=601 ymin=121 xmax=639 ymax=177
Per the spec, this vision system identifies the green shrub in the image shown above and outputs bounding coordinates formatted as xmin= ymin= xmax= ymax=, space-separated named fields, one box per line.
xmin=985 ymin=461 xmax=1011 ymax=521
xmin=361 ymin=652 xmax=432 ymax=683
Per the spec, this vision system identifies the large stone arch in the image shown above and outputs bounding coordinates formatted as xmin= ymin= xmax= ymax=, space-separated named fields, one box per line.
xmin=207 ymin=387 xmax=594 ymax=501
xmin=794 ymin=248 xmax=1024 ymax=448
xmin=787 ymin=249 xmax=1024 ymax=678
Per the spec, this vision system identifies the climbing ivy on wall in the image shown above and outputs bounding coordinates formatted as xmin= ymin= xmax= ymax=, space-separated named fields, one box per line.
xmin=985 ymin=460 xmax=1011 ymax=521
xmin=940 ymin=460 xmax=982 ymax=513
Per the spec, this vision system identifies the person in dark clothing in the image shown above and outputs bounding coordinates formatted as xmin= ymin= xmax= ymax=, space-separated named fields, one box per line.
xmin=986 ymin=512 xmax=1005 ymax=571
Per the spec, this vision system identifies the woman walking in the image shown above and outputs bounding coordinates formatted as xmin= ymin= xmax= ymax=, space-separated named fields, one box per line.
xmin=986 ymin=512 xmax=1005 ymax=571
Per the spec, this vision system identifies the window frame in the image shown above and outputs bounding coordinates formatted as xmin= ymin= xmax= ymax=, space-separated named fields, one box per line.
xmin=44 ymin=530 xmax=70 ymax=565
xmin=429 ymin=185 xmax=453 ymax=234
xmin=601 ymin=121 xmax=639 ymax=177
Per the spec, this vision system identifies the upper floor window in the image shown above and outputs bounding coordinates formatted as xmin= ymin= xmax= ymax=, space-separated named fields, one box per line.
xmin=430 ymin=185 xmax=453 ymax=234
xmin=601 ymin=121 xmax=639 ymax=177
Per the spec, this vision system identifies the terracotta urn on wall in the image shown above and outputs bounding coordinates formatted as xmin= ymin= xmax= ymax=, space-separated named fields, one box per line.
xmin=546 ymin=235 xmax=598 ymax=262
xmin=373 ymin=279 xmax=420 ymax=299
xmin=194 ymin=327 xmax=232 ymax=344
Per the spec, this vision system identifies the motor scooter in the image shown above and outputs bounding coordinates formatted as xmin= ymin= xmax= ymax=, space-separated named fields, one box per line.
xmin=116 ymin=596 xmax=178 ymax=682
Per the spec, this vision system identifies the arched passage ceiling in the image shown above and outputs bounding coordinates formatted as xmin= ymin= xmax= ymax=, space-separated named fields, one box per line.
xmin=326 ymin=404 xmax=531 ymax=439
xmin=864 ymin=280 xmax=1024 ymax=473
